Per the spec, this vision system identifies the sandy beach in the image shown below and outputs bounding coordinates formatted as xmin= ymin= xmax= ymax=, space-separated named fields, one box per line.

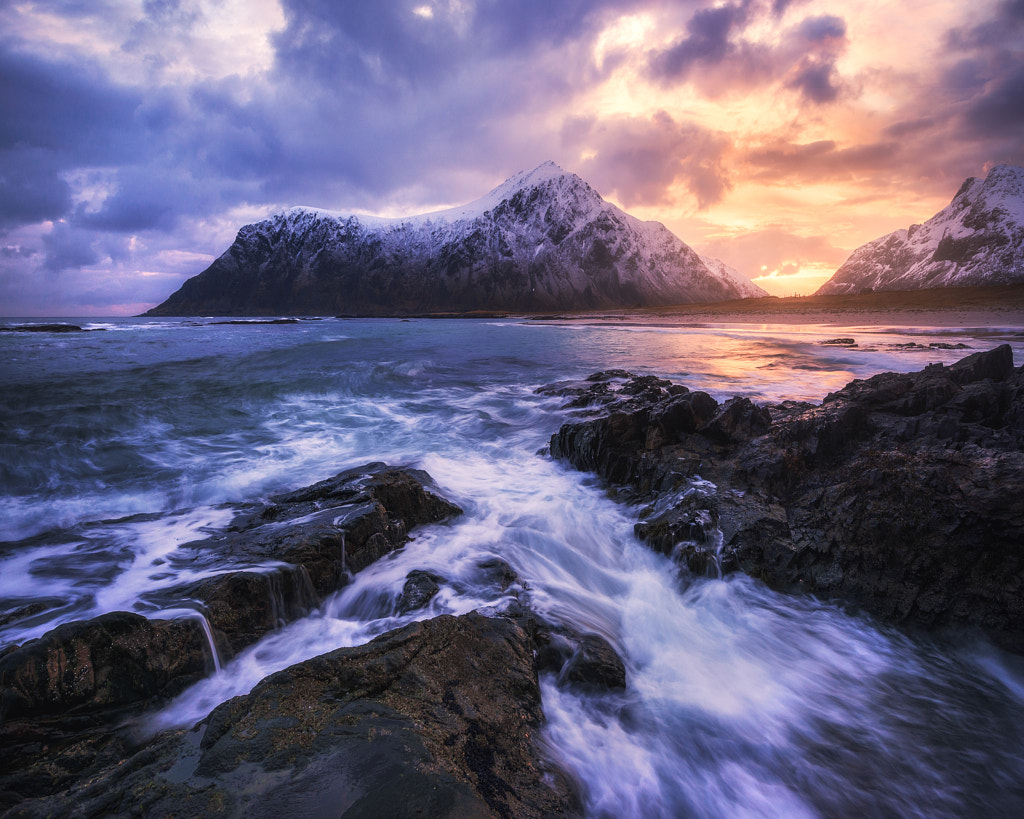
xmin=526 ymin=284 xmax=1024 ymax=331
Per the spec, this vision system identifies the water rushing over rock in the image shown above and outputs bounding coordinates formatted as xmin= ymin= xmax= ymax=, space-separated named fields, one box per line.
xmin=6 ymin=614 xmax=580 ymax=818
xmin=2 ymin=317 xmax=1024 ymax=817
xmin=546 ymin=344 xmax=1024 ymax=651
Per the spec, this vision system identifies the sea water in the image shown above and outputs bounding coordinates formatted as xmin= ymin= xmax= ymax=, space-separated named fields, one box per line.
xmin=3 ymin=316 xmax=1024 ymax=816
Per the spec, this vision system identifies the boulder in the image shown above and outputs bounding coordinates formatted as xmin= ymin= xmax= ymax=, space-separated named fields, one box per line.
xmin=396 ymin=570 xmax=444 ymax=614
xmin=0 ymin=462 xmax=465 ymax=806
xmin=557 ymin=634 xmax=627 ymax=691
xmin=168 ymin=463 xmax=462 ymax=654
xmin=5 ymin=613 xmax=580 ymax=818
xmin=0 ymin=612 xmax=211 ymax=725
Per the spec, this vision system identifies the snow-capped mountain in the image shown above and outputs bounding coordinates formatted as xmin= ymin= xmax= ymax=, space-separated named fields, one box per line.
xmin=817 ymin=164 xmax=1024 ymax=295
xmin=146 ymin=161 xmax=766 ymax=316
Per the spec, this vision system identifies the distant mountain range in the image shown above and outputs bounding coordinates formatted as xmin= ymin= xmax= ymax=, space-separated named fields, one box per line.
xmin=146 ymin=162 xmax=766 ymax=316
xmin=817 ymin=164 xmax=1024 ymax=295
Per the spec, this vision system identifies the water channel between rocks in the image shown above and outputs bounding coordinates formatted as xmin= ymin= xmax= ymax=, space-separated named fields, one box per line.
xmin=3 ymin=316 xmax=1024 ymax=817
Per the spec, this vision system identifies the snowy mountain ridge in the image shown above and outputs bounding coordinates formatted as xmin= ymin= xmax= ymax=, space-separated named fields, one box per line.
xmin=817 ymin=164 xmax=1024 ymax=295
xmin=146 ymin=162 xmax=765 ymax=316
xmin=283 ymin=161 xmax=575 ymax=228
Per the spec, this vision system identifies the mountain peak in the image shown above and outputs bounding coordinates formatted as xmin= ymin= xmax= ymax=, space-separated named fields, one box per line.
xmin=817 ymin=163 xmax=1024 ymax=294
xmin=986 ymin=163 xmax=1024 ymax=184
xmin=500 ymin=160 xmax=572 ymax=190
xmin=146 ymin=163 xmax=766 ymax=316
xmin=432 ymin=160 xmax=593 ymax=224
xmin=977 ymin=163 xmax=1024 ymax=215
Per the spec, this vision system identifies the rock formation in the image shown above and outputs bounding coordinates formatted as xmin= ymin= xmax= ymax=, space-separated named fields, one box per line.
xmin=0 ymin=462 xmax=627 ymax=817
xmin=145 ymin=161 xmax=765 ymax=316
xmin=544 ymin=346 xmax=1024 ymax=651
xmin=817 ymin=164 xmax=1024 ymax=294
xmin=2 ymin=614 xmax=582 ymax=818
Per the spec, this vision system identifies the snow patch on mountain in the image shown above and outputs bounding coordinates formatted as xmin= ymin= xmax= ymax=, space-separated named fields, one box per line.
xmin=817 ymin=164 xmax=1024 ymax=295
xmin=147 ymin=162 xmax=766 ymax=316
xmin=697 ymin=254 xmax=768 ymax=299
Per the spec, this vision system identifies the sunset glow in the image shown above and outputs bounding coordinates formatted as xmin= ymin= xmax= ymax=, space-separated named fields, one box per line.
xmin=1 ymin=0 xmax=1021 ymax=313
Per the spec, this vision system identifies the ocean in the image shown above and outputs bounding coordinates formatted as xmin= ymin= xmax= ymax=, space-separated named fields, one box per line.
xmin=3 ymin=315 xmax=1024 ymax=816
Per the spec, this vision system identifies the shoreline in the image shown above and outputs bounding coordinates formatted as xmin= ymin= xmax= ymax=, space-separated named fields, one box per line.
xmin=131 ymin=284 xmax=1024 ymax=328
xmin=523 ymin=283 xmax=1024 ymax=329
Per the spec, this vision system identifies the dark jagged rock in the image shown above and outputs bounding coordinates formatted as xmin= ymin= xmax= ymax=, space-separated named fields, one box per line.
xmin=475 ymin=558 xmax=520 ymax=592
xmin=545 ymin=346 xmax=1024 ymax=651
xmin=821 ymin=337 xmax=856 ymax=345
xmin=180 ymin=568 xmax=318 ymax=656
xmin=557 ymin=634 xmax=627 ymax=692
xmin=396 ymin=569 xmax=444 ymax=614
xmin=0 ymin=613 xmax=213 ymax=805
xmin=526 ymin=615 xmax=627 ymax=694
xmin=0 ymin=462 xmax=464 ymax=808
xmin=4 ymin=613 xmax=580 ymax=819
xmin=0 ymin=323 xmax=86 ymax=333
xmin=0 ymin=612 xmax=212 ymax=725
xmin=169 ymin=463 xmax=462 ymax=655
xmin=698 ymin=396 xmax=772 ymax=444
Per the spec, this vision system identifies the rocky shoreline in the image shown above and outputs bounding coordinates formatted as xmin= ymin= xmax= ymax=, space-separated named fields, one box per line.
xmin=544 ymin=344 xmax=1024 ymax=651
xmin=0 ymin=465 xmax=617 ymax=817
xmin=1 ymin=346 xmax=1022 ymax=816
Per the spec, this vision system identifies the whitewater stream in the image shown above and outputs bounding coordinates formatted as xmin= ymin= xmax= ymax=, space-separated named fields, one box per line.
xmin=3 ymin=316 xmax=1024 ymax=816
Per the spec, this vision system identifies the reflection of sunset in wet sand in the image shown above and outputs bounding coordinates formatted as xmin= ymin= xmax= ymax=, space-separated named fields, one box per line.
xmin=535 ymin=316 xmax=1023 ymax=402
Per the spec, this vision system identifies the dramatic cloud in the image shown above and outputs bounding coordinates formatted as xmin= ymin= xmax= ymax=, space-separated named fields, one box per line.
xmin=0 ymin=147 xmax=73 ymax=228
xmin=743 ymin=140 xmax=900 ymax=182
xmin=41 ymin=222 xmax=101 ymax=273
xmin=646 ymin=3 xmax=849 ymax=104
xmin=0 ymin=46 xmax=143 ymax=229
xmin=0 ymin=0 xmax=1022 ymax=311
xmin=649 ymin=2 xmax=755 ymax=81
xmin=783 ymin=15 xmax=847 ymax=103
xmin=966 ymin=67 xmax=1024 ymax=135
xmin=566 ymin=112 xmax=733 ymax=208
xmin=936 ymin=0 xmax=1024 ymax=147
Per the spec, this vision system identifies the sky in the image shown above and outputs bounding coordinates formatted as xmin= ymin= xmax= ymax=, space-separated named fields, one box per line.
xmin=1 ymin=0 xmax=1023 ymax=315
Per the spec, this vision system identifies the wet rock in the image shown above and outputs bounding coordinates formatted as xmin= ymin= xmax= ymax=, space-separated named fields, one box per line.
xmin=170 ymin=463 xmax=462 ymax=654
xmin=645 ymin=391 xmax=719 ymax=448
xmin=0 ymin=616 xmax=212 ymax=805
xmin=586 ymin=369 xmax=633 ymax=381
xmin=6 ymin=613 xmax=580 ymax=818
xmin=397 ymin=569 xmax=444 ymax=614
xmin=635 ymin=504 xmax=717 ymax=558
xmin=0 ymin=461 xmax=465 ymax=806
xmin=0 ymin=612 xmax=211 ymax=725
xmin=699 ymin=396 xmax=772 ymax=444
xmin=0 ymin=720 xmax=138 ymax=813
xmin=476 ymin=558 xmax=520 ymax=592
xmin=948 ymin=342 xmax=1014 ymax=384
xmin=0 ymin=323 xmax=86 ymax=333
xmin=543 ymin=346 xmax=1024 ymax=652
xmin=0 ymin=601 xmax=58 ymax=631
xmin=534 ymin=631 xmax=577 ymax=675
xmin=182 ymin=567 xmax=318 ymax=656
xmin=539 ymin=372 xmax=685 ymax=414
xmin=557 ymin=634 xmax=627 ymax=692
xmin=549 ymin=388 xmax=723 ymax=493
xmin=531 ymin=623 xmax=627 ymax=693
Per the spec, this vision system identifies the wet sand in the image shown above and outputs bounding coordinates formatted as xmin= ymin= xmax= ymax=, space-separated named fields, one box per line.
xmin=526 ymin=284 xmax=1024 ymax=330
